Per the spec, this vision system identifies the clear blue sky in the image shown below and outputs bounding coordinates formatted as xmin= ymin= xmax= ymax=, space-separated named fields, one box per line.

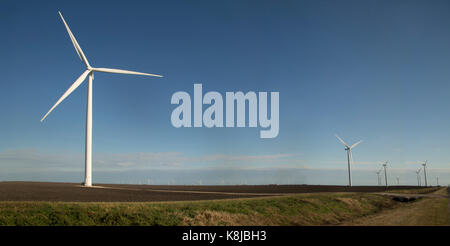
xmin=1 ymin=0 xmax=449 ymax=185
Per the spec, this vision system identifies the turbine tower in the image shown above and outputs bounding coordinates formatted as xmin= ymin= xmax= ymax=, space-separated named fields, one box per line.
xmin=422 ymin=161 xmax=428 ymax=187
xmin=415 ymin=168 xmax=421 ymax=186
xmin=41 ymin=12 xmax=163 ymax=187
xmin=335 ymin=135 xmax=362 ymax=187
xmin=382 ymin=161 xmax=388 ymax=187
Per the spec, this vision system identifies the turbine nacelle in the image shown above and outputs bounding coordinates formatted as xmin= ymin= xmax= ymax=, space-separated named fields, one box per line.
xmin=335 ymin=135 xmax=362 ymax=150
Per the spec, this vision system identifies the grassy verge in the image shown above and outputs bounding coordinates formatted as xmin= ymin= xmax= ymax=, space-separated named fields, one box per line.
xmin=0 ymin=193 xmax=400 ymax=226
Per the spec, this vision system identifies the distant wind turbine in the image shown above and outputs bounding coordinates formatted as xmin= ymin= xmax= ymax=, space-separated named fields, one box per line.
xmin=421 ymin=161 xmax=428 ymax=187
xmin=415 ymin=168 xmax=421 ymax=186
xmin=376 ymin=169 xmax=382 ymax=186
xmin=40 ymin=12 xmax=163 ymax=187
xmin=335 ymin=135 xmax=362 ymax=187
xmin=382 ymin=161 xmax=388 ymax=187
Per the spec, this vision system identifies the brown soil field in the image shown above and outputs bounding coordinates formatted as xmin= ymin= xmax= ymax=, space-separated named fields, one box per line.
xmin=108 ymin=183 xmax=423 ymax=193
xmin=0 ymin=181 xmax=427 ymax=202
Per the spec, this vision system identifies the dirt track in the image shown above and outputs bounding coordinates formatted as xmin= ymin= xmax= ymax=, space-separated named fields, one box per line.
xmin=341 ymin=187 xmax=450 ymax=226
xmin=0 ymin=181 xmax=425 ymax=202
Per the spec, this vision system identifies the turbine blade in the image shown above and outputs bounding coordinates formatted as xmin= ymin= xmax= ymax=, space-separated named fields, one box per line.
xmin=92 ymin=67 xmax=163 ymax=77
xmin=58 ymin=11 xmax=90 ymax=67
xmin=335 ymin=135 xmax=349 ymax=147
xmin=349 ymin=150 xmax=353 ymax=165
xmin=40 ymin=70 xmax=90 ymax=122
xmin=350 ymin=140 xmax=362 ymax=149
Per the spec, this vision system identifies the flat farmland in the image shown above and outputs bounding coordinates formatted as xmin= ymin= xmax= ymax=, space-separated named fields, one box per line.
xmin=0 ymin=181 xmax=423 ymax=202
xmin=0 ymin=182 xmax=446 ymax=225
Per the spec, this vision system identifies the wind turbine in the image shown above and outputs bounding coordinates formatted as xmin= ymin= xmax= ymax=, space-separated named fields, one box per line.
xmin=382 ymin=161 xmax=388 ymax=187
xmin=396 ymin=176 xmax=399 ymax=185
xmin=376 ymin=169 xmax=382 ymax=186
xmin=422 ymin=161 xmax=428 ymax=187
xmin=335 ymin=135 xmax=362 ymax=187
xmin=415 ymin=168 xmax=421 ymax=186
xmin=40 ymin=12 xmax=163 ymax=187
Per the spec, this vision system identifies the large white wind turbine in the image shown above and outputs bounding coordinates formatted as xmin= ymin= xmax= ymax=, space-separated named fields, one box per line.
xmin=41 ymin=12 xmax=163 ymax=187
xmin=335 ymin=135 xmax=362 ymax=187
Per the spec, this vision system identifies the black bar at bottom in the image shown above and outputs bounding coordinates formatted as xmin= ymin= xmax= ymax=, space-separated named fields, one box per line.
xmin=0 ymin=226 xmax=447 ymax=245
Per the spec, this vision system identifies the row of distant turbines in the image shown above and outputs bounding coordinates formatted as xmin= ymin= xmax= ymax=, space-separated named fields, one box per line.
xmin=336 ymin=135 xmax=437 ymax=187
xmin=375 ymin=161 xmax=436 ymax=187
